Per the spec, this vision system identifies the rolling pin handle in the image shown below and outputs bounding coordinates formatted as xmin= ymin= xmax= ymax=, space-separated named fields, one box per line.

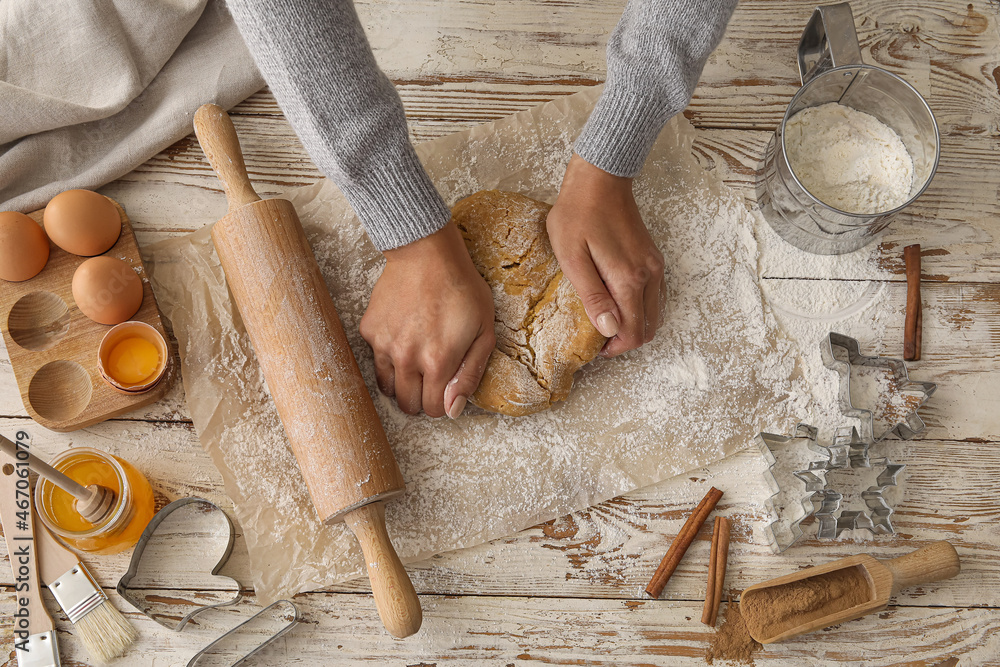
xmin=345 ymin=502 xmax=422 ymax=638
xmin=193 ymin=103 xmax=261 ymax=213
xmin=883 ymin=540 xmax=961 ymax=594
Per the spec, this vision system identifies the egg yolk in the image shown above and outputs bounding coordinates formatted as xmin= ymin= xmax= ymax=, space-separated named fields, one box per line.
xmin=107 ymin=337 xmax=160 ymax=384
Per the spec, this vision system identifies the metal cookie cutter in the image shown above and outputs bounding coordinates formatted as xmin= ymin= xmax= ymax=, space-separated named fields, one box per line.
xmin=821 ymin=332 xmax=937 ymax=443
xmin=758 ymin=424 xmax=829 ymax=553
xmin=187 ymin=600 xmax=301 ymax=667
xmin=807 ymin=427 xmax=905 ymax=539
xmin=118 ymin=497 xmax=242 ymax=631
xmin=759 ymin=425 xmax=905 ymax=552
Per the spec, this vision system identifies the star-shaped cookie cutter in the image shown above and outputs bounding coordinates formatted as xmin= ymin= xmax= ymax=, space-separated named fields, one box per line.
xmin=820 ymin=332 xmax=937 ymax=444
xmin=758 ymin=425 xmax=905 ymax=552
xmin=808 ymin=427 xmax=905 ymax=539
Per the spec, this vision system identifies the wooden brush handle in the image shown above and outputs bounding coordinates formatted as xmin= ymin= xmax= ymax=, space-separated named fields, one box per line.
xmin=884 ymin=541 xmax=961 ymax=594
xmin=193 ymin=104 xmax=261 ymax=213
xmin=0 ymin=455 xmax=55 ymax=634
xmin=345 ymin=502 xmax=422 ymax=638
xmin=34 ymin=519 xmax=79 ymax=585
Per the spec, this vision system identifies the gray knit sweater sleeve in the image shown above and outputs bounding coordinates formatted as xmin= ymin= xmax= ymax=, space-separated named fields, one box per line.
xmin=225 ymin=0 xmax=450 ymax=250
xmin=575 ymin=0 xmax=738 ymax=177
xmin=226 ymin=0 xmax=736 ymax=250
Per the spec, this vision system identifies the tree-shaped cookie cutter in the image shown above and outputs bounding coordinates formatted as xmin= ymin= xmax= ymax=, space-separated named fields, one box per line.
xmin=758 ymin=424 xmax=828 ymax=553
xmin=820 ymin=332 xmax=937 ymax=444
xmin=759 ymin=424 xmax=906 ymax=552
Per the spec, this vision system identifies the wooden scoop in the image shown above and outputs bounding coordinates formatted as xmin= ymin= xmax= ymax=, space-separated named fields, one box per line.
xmin=193 ymin=103 xmax=421 ymax=638
xmin=740 ymin=540 xmax=960 ymax=644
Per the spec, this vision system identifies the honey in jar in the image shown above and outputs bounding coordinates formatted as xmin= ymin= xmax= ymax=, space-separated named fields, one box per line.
xmin=35 ymin=447 xmax=155 ymax=554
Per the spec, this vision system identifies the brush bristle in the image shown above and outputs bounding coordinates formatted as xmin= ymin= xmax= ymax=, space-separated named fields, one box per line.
xmin=75 ymin=600 xmax=139 ymax=664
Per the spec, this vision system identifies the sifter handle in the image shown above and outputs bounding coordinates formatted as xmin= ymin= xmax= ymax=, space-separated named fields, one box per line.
xmin=193 ymin=103 xmax=261 ymax=213
xmin=883 ymin=540 xmax=961 ymax=594
xmin=797 ymin=2 xmax=863 ymax=85
xmin=345 ymin=502 xmax=422 ymax=638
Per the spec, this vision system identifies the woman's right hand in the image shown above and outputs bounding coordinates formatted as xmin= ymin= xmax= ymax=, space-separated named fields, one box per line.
xmin=360 ymin=224 xmax=495 ymax=419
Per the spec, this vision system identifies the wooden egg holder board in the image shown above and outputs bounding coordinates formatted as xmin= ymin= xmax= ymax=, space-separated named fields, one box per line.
xmin=0 ymin=196 xmax=173 ymax=432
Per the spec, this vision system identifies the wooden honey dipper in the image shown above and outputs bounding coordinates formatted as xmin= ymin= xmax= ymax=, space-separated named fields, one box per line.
xmin=0 ymin=434 xmax=115 ymax=524
xmin=193 ymin=104 xmax=421 ymax=638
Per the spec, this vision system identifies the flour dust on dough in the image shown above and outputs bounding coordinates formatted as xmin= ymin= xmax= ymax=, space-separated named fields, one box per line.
xmin=451 ymin=190 xmax=606 ymax=416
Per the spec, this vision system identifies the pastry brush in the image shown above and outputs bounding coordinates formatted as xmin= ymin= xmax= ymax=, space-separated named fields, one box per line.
xmin=35 ymin=520 xmax=138 ymax=664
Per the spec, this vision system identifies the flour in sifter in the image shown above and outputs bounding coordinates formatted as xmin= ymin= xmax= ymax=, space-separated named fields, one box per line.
xmin=784 ymin=102 xmax=914 ymax=214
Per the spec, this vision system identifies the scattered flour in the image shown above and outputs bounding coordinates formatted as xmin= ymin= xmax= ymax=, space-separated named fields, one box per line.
xmin=754 ymin=208 xmax=914 ymax=545
xmin=784 ymin=102 xmax=914 ymax=214
xmin=754 ymin=204 xmax=896 ymax=446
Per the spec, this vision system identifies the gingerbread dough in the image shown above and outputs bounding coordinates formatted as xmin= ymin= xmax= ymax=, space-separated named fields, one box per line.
xmin=451 ymin=190 xmax=606 ymax=416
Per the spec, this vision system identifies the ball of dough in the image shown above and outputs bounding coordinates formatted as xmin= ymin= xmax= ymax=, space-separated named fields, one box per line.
xmin=453 ymin=190 xmax=606 ymax=416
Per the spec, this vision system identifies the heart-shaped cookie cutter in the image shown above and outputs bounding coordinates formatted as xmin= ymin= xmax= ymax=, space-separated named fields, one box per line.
xmin=117 ymin=497 xmax=242 ymax=630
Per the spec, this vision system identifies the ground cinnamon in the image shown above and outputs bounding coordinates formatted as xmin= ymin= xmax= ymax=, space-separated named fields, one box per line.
xmin=705 ymin=599 xmax=762 ymax=665
xmin=740 ymin=565 xmax=871 ymax=642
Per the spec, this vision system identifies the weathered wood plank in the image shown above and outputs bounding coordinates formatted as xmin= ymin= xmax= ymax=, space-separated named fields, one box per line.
xmin=231 ymin=0 xmax=1000 ymax=135
xmin=1 ymin=592 xmax=997 ymax=667
xmin=103 ymin=113 xmax=1000 ymax=283
xmin=691 ymin=131 xmax=1000 ymax=284
xmin=5 ymin=276 xmax=997 ymax=437
xmin=2 ymin=418 xmax=996 ymax=609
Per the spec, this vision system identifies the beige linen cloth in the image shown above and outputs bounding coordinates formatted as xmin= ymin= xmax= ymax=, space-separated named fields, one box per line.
xmin=146 ymin=87 xmax=806 ymax=604
xmin=0 ymin=0 xmax=262 ymax=212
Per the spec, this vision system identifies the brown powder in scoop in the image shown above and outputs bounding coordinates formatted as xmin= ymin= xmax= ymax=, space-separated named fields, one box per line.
xmin=706 ymin=600 xmax=763 ymax=665
xmin=740 ymin=565 xmax=871 ymax=642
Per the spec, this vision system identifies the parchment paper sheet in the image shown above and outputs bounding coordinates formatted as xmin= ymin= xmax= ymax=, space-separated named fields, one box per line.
xmin=146 ymin=87 xmax=803 ymax=603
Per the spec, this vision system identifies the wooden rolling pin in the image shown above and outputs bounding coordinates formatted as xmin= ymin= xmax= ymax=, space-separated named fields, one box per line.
xmin=740 ymin=541 xmax=960 ymax=643
xmin=193 ymin=104 xmax=421 ymax=638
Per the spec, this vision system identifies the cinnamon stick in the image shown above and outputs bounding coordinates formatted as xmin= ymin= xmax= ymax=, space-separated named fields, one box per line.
xmin=903 ymin=244 xmax=921 ymax=361
xmin=701 ymin=518 xmax=721 ymax=624
xmin=701 ymin=516 xmax=731 ymax=626
xmin=646 ymin=486 xmax=724 ymax=598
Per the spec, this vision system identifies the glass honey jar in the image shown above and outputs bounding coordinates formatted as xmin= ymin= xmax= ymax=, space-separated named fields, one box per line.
xmin=34 ymin=447 xmax=156 ymax=554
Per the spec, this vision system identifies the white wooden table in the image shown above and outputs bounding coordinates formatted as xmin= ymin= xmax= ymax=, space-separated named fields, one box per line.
xmin=3 ymin=1 xmax=999 ymax=664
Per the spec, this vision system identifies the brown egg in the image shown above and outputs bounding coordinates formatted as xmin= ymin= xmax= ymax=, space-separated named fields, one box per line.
xmin=44 ymin=190 xmax=121 ymax=256
xmin=0 ymin=211 xmax=50 ymax=281
xmin=72 ymin=256 xmax=144 ymax=325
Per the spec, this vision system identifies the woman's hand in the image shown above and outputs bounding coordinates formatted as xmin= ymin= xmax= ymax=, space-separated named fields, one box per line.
xmin=547 ymin=154 xmax=666 ymax=357
xmin=360 ymin=224 xmax=495 ymax=418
